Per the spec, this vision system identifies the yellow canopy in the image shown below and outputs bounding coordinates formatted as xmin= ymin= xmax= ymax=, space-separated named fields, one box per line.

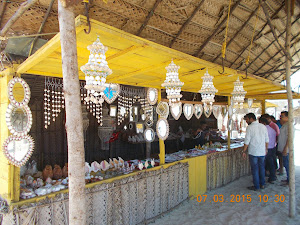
xmin=16 ymin=15 xmax=284 ymax=96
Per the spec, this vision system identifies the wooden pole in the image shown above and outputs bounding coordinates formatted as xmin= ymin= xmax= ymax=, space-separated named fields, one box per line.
xmin=227 ymin=97 xmax=231 ymax=150
xmin=146 ymin=142 xmax=151 ymax=159
xmin=0 ymin=0 xmax=38 ymax=37
xmin=158 ymin=89 xmax=165 ymax=165
xmin=261 ymin=99 xmax=266 ymax=114
xmin=58 ymin=1 xmax=86 ymax=224
xmin=285 ymin=0 xmax=295 ymax=218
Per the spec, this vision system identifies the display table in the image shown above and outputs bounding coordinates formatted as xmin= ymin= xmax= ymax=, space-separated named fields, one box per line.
xmin=1 ymin=146 xmax=250 ymax=224
xmin=207 ymin=146 xmax=251 ymax=191
xmin=2 ymin=162 xmax=189 ymax=225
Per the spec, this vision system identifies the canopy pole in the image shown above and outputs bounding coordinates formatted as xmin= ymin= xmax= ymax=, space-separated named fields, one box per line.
xmin=58 ymin=1 xmax=86 ymax=224
xmin=227 ymin=97 xmax=231 ymax=150
xmin=158 ymin=89 xmax=165 ymax=165
xmin=285 ymin=0 xmax=295 ymax=218
xmin=261 ymin=99 xmax=266 ymax=114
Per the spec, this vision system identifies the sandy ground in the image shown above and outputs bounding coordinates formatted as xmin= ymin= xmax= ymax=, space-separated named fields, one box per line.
xmin=150 ymin=129 xmax=300 ymax=225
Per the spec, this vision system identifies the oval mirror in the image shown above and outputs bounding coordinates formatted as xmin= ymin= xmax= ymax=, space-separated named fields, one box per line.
xmin=8 ymin=77 xmax=31 ymax=107
xmin=156 ymin=118 xmax=169 ymax=141
xmin=183 ymin=103 xmax=193 ymax=120
xmin=2 ymin=135 xmax=34 ymax=167
xmin=170 ymin=103 xmax=182 ymax=120
xmin=194 ymin=104 xmax=203 ymax=119
xmin=203 ymin=104 xmax=212 ymax=118
xmin=156 ymin=102 xmax=169 ymax=118
xmin=144 ymin=128 xmax=155 ymax=142
xmin=147 ymin=88 xmax=158 ymax=105
xmin=6 ymin=104 xmax=32 ymax=136
xmin=248 ymin=98 xmax=253 ymax=108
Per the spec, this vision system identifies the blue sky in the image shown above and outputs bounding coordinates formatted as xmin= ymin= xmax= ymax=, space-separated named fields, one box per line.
xmin=282 ymin=70 xmax=300 ymax=92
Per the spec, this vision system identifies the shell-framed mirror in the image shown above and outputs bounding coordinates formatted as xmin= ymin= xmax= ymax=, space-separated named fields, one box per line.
xmin=8 ymin=77 xmax=31 ymax=108
xmin=2 ymin=135 xmax=34 ymax=167
xmin=183 ymin=103 xmax=194 ymax=120
xmin=170 ymin=103 xmax=182 ymax=120
xmin=156 ymin=102 xmax=169 ymax=118
xmin=156 ymin=118 xmax=169 ymax=141
xmin=144 ymin=128 xmax=155 ymax=142
xmin=147 ymin=88 xmax=158 ymax=105
xmin=194 ymin=104 xmax=203 ymax=119
xmin=6 ymin=104 xmax=33 ymax=137
xmin=203 ymin=104 xmax=212 ymax=118
xmin=103 ymin=83 xmax=120 ymax=104
xmin=213 ymin=105 xmax=221 ymax=119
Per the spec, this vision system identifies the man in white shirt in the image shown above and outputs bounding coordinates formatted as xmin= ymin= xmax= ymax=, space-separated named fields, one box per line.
xmin=243 ymin=113 xmax=269 ymax=191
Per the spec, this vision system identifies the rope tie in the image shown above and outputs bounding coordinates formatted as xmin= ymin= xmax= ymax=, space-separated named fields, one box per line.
xmin=221 ymin=0 xmax=232 ymax=59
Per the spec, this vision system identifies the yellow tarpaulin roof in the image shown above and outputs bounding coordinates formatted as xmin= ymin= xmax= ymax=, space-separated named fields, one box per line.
xmin=17 ymin=15 xmax=285 ymax=96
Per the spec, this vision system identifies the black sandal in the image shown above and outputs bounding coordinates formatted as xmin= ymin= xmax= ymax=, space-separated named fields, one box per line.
xmin=247 ymin=186 xmax=258 ymax=191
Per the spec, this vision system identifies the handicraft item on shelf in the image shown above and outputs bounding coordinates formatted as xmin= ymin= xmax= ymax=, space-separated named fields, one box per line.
xmin=183 ymin=103 xmax=194 ymax=120
xmin=194 ymin=104 xmax=203 ymax=119
xmin=3 ymin=77 xmax=35 ymax=167
xmin=170 ymin=102 xmax=182 ymax=120
xmin=156 ymin=101 xmax=169 ymax=119
xmin=156 ymin=118 xmax=169 ymax=141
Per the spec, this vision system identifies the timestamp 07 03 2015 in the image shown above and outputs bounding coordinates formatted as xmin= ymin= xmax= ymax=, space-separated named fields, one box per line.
xmin=196 ymin=194 xmax=285 ymax=203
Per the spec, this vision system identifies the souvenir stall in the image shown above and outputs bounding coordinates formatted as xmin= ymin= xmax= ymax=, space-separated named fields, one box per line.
xmin=0 ymin=16 xmax=285 ymax=224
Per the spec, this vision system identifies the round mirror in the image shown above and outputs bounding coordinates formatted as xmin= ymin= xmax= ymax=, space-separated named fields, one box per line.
xmin=183 ymin=103 xmax=193 ymax=120
xmin=194 ymin=104 xmax=203 ymax=119
xmin=2 ymin=135 xmax=34 ymax=167
xmin=6 ymin=104 xmax=33 ymax=136
xmin=8 ymin=77 xmax=31 ymax=107
xmin=144 ymin=128 xmax=155 ymax=142
xmin=156 ymin=118 xmax=169 ymax=140
xmin=147 ymin=88 xmax=158 ymax=105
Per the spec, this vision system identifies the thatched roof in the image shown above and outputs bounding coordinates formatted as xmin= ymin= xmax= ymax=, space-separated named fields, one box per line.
xmin=0 ymin=0 xmax=299 ymax=83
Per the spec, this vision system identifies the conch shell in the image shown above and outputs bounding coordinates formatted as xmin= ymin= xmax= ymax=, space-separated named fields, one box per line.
xmin=62 ymin=163 xmax=68 ymax=178
xmin=109 ymin=158 xmax=114 ymax=168
xmin=118 ymin=157 xmax=124 ymax=167
xmin=91 ymin=161 xmax=101 ymax=172
xmin=100 ymin=160 xmax=110 ymax=171
xmin=42 ymin=165 xmax=53 ymax=181
xmin=144 ymin=160 xmax=149 ymax=169
xmin=53 ymin=164 xmax=62 ymax=180
xmin=85 ymin=162 xmax=91 ymax=174
xmin=151 ymin=159 xmax=155 ymax=167
xmin=138 ymin=162 xmax=144 ymax=171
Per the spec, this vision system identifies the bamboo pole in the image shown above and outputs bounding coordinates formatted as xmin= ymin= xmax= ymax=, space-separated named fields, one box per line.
xmin=285 ymin=0 xmax=295 ymax=218
xmin=57 ymin=1 xmax=86 ymax=224
xmin=227 ymin=97 xmax=231 ymax=150
xmin=158 ymin=89 xmax=165 ymax=165
xmin=0 ymin=0 xmax=38 ymax=37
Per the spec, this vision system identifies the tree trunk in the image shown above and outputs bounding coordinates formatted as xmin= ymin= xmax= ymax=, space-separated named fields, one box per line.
xmin=58 ymin=1 xmax=86 ymax=224
xmin=285 ymin=0 xmax=295 ymax=218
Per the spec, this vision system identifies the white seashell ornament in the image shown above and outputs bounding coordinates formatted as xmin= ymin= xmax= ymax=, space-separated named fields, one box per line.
xmin=138 ymin=162 xmax=143 ymax=170
xmin=144 ymin=160 xmax=149 ymax=169
xmin=151 ymin=159 xmax=155 ymax=167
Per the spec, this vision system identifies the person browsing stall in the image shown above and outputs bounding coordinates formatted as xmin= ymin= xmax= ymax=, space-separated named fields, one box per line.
xmin=243 ymin=113 xmax=269 ymax=191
